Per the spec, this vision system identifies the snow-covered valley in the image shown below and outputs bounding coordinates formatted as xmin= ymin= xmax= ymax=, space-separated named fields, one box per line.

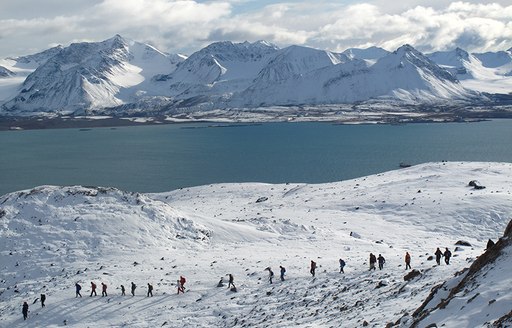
xmin=1 ymin=162 xmax=511 ymax=327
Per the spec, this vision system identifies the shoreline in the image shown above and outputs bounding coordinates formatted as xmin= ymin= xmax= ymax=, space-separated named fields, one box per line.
xmin=1 ymin=110 xmax=511 ymax=131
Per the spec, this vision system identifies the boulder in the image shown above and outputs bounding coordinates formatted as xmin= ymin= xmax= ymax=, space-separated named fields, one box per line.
xmin=404 ymin=269 xmax=421 ymax=281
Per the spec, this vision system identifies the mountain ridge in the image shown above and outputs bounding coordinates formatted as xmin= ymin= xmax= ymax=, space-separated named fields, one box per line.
xmin=0 ymin=35 xmax=511 ymax=117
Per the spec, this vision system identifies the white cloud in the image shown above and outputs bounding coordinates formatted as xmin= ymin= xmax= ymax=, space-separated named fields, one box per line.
xmin=0 ymin=1 xmax=511 ymax=58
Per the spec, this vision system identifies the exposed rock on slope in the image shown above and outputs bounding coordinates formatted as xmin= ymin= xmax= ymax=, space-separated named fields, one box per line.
xmin=410 ymin=219 xmax=512 ymax=327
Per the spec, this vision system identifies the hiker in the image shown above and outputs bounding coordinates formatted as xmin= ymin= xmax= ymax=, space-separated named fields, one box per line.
xmin=228 ymin=274 xmax=235 ymax=289
xmin=378 ymin=254 xmax=385 ymax=270
xmin=75 ymin=283 xmax=82 ymax=297
xmin=101 ymin=283 xmax=107 ymax=297
xmin=147 ymin=283 xmax=153 ymax=297
xmin=280 ymin=266 xmax=286 ymax=281
xmin=180 ymin=276 xmax=186 ymax=291
xmin=131 ymin=282 xmax=136 ymax=296
xmin=369 ymin=253 xmax=377 ymax=271
xmin=90 ymin=282 xmax=97 ymax=297
xmin=435 ymin=247 xmax=443 ymax=265
xmin=405 ymin=252 xmax=412 ymax=270
xmin=121 ymin=285 xmax=126 ymax=296
xmin=339 ymin=258 xmax=346 ymax=273
xmin=310 ymin=260 xmax=317 ymax=277
xmin=22 ymin=302 xmax=29 ymax=320
xmin=265 ymin=267 xmax=274 ymax=284
xmin=217 ymin=277 xmax=225 ymax=287
xmin=40 ymin=294 xmax=46 ymax=308
xmin=444 ymin=248 xmax=452 ymax=265
xmin=177 ymin=279 xmax=184 ymax=294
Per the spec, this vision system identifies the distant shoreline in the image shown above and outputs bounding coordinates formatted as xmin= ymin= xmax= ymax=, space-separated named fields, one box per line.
xmin=1 ymin=110 xmax=511 ymax=131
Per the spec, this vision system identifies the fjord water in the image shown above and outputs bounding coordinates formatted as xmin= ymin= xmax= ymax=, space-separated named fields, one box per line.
xmin=1 ymin=120 xmax=511 ymax=197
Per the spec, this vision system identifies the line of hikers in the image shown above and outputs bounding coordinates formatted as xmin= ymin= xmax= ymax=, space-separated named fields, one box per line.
xmin=74 ymin=278 xmax=185 ymax=299
xmin=366 ymin=248 xmax=452 ymax=272
xmin=21 ymin=247 xmax=454 ymax=321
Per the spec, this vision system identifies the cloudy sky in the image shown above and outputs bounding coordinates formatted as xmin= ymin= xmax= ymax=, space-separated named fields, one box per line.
xmin=0 ymin=0 xmax=511 ymax=58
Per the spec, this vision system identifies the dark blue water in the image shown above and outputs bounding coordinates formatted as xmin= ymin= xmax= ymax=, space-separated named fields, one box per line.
xmin=1 ymin=120 xmax=511 ymax=196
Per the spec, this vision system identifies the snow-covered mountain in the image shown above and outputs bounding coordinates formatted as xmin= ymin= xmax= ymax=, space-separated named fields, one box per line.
xmin=157 ymin=40 xmax=278 ymax=99
xmin=232 ymin=44 xmax=472 ymax=107
xmin=0 ymin=66 xmax=14 ymax=78
xmin=1 ymin=162 xmax=511 ymax=327
xmin=428 ymin=47 xmax=512 ymax=95
xmin=11 ymin=45 xmax=64 ymax=69
xmin=2 ymin=35 xmax=184 ymax=115
xmin=2 ymin=36 xmax=512 ymax=117
xmin=342 ymin=46 xmax=390 ymax=65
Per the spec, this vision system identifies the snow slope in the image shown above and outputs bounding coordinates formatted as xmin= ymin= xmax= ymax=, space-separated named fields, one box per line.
xmin=1 ymin=162 xmax=511 ymax=327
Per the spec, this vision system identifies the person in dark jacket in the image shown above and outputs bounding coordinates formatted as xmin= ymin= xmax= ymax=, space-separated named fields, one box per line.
xmin=405 ymin=252 xmax=412 ymax=270
xmin=377 ymin=254 xmax=385 ymax=270
xmin=228 ymin=274 xmax=235 ymax=289
xmin=75 ymin=283 xmax=82 ymax=297
xmin=147 ymin=283 xmax=154 ymax=297
xmin=265 ymin=267 xmax=274 ymax=284
xmin=101 ymin=283 xmax=107 ymax=297
xmin=369 ymin=253 xmax=377 ymax=271
xmin=131 ymin=282 xmax=136 ymax=296
xmin=40 ymin=294 xmax=46 ymax=308
xmin=22 ymin=302 xmax=29 ymax=320
xmin=444 ymin=248 xmax=452 ymax=265
xmin=90 ymin=282 xmax=97 ymax=297
xmin=280 ymin=266 xmax=286 ymax=281
xmin=435 ymin=248 xmax=443 ymax=265
xmin=339 ymin=258 xmax=345 ymax=273
xmin=121 ymin=285 xmax=126 ymax=296
xmin=310 ymin=260 xmax=317 ymax=277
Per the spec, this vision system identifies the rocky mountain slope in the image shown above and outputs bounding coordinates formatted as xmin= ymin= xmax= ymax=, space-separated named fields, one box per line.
xmin=410 ymin=220 xmax=512 ymax=327
xmin=1 ymin=162 xmax=511 ymax=327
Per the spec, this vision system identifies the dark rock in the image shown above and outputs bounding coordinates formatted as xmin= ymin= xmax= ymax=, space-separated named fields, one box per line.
xmin=455 ymin=240 xmax=471 ymax=247
xmin=486 ymin=239 xmax=495 ymax=250
xmin=425 ymin=324 xmax=437 ymax=328
xmin=256 ymin=197 xmax=268 ymax=203
xmin=404 ymin=269 xmax=421 ymax=281
xmin=427 ymin=256 xmax=434 ymax=261
xmin=266 ymin=291 xmax=272 ymax=296
xmin=376 ymin=281 xmax=388 ymax=289
xmin=363 ymin=321 xmax=369 ymax=326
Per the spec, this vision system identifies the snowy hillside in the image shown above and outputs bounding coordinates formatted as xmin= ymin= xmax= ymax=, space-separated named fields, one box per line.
xmin=1 ymin=162 xmax=511 ymax=327
xmin=1 ymin=35 xmax=184 ymax=115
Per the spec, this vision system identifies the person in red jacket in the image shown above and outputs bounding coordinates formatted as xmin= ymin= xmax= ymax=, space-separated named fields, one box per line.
xmin=405 ymin=252 xmax=412 ymax=270
xmin=90 ymin=282 xmax=97 ymax=297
